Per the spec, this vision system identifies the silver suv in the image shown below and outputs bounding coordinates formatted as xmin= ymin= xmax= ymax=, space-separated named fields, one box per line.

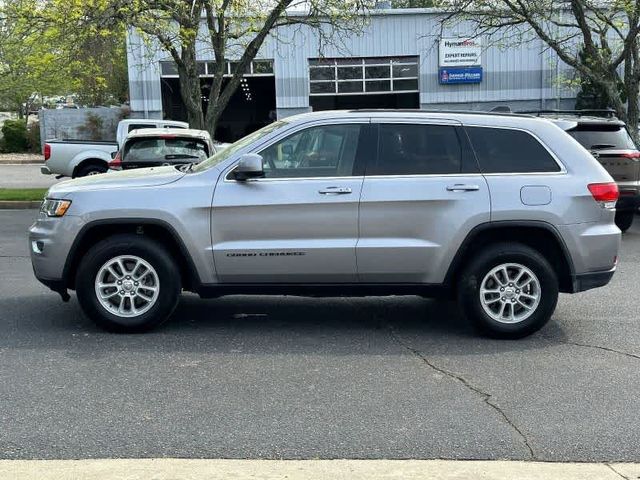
xmin=29 ymin=110 xmax=621 ymax=338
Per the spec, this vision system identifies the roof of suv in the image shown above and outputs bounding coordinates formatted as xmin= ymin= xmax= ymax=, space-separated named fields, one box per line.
xmin=515 ymin=110 xmax=626 ymax=128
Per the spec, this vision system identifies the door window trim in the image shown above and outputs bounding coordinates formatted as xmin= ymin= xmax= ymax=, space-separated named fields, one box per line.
xmin=223 ymin=120 xmax=371 ymax=182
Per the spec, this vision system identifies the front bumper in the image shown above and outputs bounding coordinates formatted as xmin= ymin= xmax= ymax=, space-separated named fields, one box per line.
xmin=571 ymin=267 xmax=616 ymax=293
xmin=29 ymin=213 xmax=83 ymax=296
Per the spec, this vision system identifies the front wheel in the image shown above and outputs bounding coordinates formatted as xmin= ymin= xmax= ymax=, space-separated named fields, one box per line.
xmin=615 ymin=211 xmax=634 ymax=233
xmin=457 ymin=243 xmax=559 ymax=339
xmin=76 ymin=234 xmax=181 ymax=332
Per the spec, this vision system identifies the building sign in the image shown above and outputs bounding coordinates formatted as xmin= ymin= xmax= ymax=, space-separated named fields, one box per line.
xmin=439 ymin=67 xmax=483 ymax=85
xmin=438 ymin=37 xmax=483 ymax=84
xmin=439 ymin=38 xmax=482 ymax=67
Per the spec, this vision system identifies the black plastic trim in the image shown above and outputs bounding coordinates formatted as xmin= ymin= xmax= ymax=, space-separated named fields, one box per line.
xmin=572 ymin=268 xmax=615 ymax=293
xmin=196 ymin=282 xmax=448 ymax=299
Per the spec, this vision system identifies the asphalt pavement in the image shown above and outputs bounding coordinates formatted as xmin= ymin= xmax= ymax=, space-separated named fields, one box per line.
xmin=0 ymin=165 xmax=60 ymax=189
xmin=1 ymin=209 xmax=640 ymax=462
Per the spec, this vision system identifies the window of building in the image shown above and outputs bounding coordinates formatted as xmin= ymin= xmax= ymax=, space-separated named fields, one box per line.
xmin=466 ymin=127 xmax=561 ymax=173
xmin=309 ymin=56 xmax=419 ymax=96
xmin=159 ymin=59 xmax=274 ymax=78
xmin=370 ymin=124 xmax=462 ymax=175
xmin=259 ymin=124 xmax=362 ymax=178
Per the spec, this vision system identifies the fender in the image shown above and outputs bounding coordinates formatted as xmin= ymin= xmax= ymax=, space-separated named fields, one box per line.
xmin=69 ymin=149 xmax=114 ymax=176
xmin=443 ymin=220 xmax=576 ymax=288
xmin=62 ymin=217 xmax=202 ymax=291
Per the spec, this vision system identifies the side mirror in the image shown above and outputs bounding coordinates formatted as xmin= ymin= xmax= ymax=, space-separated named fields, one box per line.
xmin=234 ymin=153 xmax=264 ymax=181
xmin=111 ymin=151 xmax=118 ymax=159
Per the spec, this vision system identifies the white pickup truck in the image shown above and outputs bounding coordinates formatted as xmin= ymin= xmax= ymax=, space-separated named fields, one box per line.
xmin=41 ymin=119 xmax=189 ymax=178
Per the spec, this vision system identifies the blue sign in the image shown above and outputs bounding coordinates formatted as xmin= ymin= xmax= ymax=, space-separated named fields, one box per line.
xmin=439 ymin=67 xmax=483 ymax=85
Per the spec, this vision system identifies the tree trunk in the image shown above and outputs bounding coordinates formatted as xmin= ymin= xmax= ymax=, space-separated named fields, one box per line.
xmin=177 ymin=44 xmax=205 ymax=129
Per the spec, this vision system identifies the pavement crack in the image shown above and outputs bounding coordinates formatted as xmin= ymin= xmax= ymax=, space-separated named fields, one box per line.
xmin=386 ymin=324 xmax=535 ymax=460
xmin=606 ymin=463 xmax=630 ymax=480
xmin=562 ymin=340 xmax=640 ymax=361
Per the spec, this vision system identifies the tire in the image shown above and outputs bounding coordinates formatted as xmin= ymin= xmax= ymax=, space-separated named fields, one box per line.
xmin=615 ymin=211 xmax=634 ymax=233
xmin=457 ymin=242 xmax=559 ymax=339
xmin=75 ymin=234 xmax=181 ymax=332
xmin=76 ymin=163 xmax=107 ymax=177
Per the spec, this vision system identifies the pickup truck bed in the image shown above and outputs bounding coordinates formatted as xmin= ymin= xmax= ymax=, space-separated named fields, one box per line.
xmin=42 ymin=139 xmax=118 ymax=178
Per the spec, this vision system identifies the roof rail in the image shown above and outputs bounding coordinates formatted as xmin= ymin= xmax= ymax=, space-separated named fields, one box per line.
xmin=515 ymin=108 xmax=617 ymax=118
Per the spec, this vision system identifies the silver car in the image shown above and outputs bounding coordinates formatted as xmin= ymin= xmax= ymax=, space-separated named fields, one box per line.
xmin=29 ymin=110 xmax=621 ymax=338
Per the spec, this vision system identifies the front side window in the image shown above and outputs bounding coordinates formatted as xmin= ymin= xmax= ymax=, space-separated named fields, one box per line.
xmin=466 ymin=127 xmax=561 ymax=173
xmin=123 ymin=138 xmax=209 ymax=164
xmin=259 ymin=124 xmax=362 ymax=178
xmin=371 ymin=124 xmax=462 ymax=175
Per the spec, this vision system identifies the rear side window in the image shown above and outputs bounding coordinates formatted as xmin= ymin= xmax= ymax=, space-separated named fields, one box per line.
xmin=567 ymin=125 xmax=636 ymax=150
xmin=466 ymin=127 xmax=560 ymax=173
xmin=371 ymin=124 xmax=462 ymax=175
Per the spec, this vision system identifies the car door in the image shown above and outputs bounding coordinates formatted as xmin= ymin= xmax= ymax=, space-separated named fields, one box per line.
xmin=357 ymin=120 xmax=491 ymax=284
xmin=211 ymin=121 xmax=368 ymax=283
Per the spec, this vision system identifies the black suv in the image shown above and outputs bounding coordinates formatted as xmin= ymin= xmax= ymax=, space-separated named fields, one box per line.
xmin=519 ymin=110 xmax=640 ymax=232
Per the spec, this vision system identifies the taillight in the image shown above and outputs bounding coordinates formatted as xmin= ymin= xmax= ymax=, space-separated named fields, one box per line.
xmin=620 ymin=150 xmax=640 ymax=159
xmin=43 ymin=143 xmax=51 ymax=161
xmin=108 ymin=152 xmax=122 ymax=170
xmin=588 ymin=182 xmax=619 ymax=208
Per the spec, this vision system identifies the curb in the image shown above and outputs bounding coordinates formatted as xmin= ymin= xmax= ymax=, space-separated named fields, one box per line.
xmin=0 ymin=459 xmax=638 ymax=480
xmin=0 ymin=201 xmax=41 ymax=209
xmin=0 ymin=160 xmax=43 ymax=165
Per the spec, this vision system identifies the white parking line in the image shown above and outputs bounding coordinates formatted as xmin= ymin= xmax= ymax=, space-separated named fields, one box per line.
xmin=0 ymin=459 xmax=637 ymax=480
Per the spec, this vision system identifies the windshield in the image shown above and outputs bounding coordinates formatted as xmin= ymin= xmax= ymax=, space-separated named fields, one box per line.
xmin=567 ymin=125 xmax=637 ymax=150
xmin=192 ymin=121 xmax=287 ymax=172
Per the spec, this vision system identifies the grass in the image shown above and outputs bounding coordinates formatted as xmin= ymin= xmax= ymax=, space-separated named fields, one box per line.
xmin=0 ymin=188 xmax=48 ymax=201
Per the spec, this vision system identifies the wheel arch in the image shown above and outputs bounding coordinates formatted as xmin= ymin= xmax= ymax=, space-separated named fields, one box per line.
xmin=71 ymin=157 xmax=108 ymax=178
xmin=445 ymin=221 xmax=576 ymax=293
xmin=63 ymin=219 xmax=201 ymax=292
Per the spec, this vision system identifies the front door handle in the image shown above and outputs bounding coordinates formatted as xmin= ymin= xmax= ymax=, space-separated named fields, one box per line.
xmin=446 ymin=184 xmax=480 ymax=192
xmin=319 ymin=186 xmax=352 ymax=195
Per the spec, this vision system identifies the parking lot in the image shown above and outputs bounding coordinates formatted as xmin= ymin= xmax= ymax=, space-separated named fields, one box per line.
xmin=1 ymin=208 xmax=639 ymax=462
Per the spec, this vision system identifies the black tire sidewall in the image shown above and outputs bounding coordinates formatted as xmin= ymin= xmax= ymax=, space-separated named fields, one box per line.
xmin=615 ymin=211 xmax=634 ymax=232
xmin=76 ymin=234 xmax=181 ymax=332
xmin=458 ymin=244 xmax=559 ymax=339
xmin=77 ymin=164 xmax=107 ymax=177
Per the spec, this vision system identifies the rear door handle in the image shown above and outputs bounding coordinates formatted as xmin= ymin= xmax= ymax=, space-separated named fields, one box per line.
xmin=319 ymin=186 xmax=352 ymax=195
xmin=446 ymin=184 xmax=480 ymax=192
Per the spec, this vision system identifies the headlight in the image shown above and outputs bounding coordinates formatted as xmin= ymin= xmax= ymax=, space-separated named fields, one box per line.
xmin=41 ymin=198 xmax=72 ymax=217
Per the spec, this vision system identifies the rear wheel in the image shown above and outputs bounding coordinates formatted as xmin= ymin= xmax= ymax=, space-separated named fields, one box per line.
xmin=615 ymin=211 xmax=634 ymax=233
xmin=76 ymin=234 xmax=181 ymax=332
xmin=75 ymin=163 xmax=107 ymax=177
xmin=457 ymin=243 xmax=559 ymax=338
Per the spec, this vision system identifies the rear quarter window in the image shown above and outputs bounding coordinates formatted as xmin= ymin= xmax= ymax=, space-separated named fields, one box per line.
xmin=466 ymin=127 xmax=561 ymax=173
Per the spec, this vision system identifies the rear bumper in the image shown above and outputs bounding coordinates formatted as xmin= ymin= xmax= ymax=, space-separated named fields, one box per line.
xmin=616 ymin=192 xmax=640 ymax=212
xmin=571 ymin=267 xmax=616 ymax=293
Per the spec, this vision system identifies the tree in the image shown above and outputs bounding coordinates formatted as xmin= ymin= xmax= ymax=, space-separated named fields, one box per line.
xmin=125 ymin=0 xmax=372 ymax=136
xmin=441 ymin=0 xmax=640 ymax=140
xmin=0 ymin=0 xmax=128 ymax=117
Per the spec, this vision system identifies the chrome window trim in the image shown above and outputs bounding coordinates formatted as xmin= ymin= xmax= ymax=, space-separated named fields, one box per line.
xmin=463 ymin=124 xmax=568 ymax=174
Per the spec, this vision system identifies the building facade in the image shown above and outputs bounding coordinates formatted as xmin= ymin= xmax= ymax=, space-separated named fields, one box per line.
xmin=127 ymin=8 xmax=577 ymax=141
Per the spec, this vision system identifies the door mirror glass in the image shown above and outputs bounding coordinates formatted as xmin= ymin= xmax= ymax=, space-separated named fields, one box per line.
xmin=234 ymin=153 xmax=264 ymax=180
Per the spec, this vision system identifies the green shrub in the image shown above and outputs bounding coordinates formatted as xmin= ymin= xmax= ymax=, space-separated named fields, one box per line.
xmin=0 ymin=119 xmax=29 ymax=153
